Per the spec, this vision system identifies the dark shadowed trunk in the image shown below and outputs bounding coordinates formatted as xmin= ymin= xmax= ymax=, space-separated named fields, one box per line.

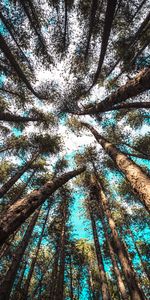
xmin=0 ymin=166 xmax=85 ymax=246
xmin=0 ymin=112 xmax=43 ymax=123
xmin=0 ymin=208 xmax=40 ymax=300
xmin=0 ymin=153 xmax=39 ymax=198
xmin=88 ymin=196 xmax=111 ymax=300
xmin=79 ymin=68 xmax=150 ymax=115
xmin=92 ymin=178 xmax=145 ymax=300
xmin=22 ymin=204 xmax=51 ymax=299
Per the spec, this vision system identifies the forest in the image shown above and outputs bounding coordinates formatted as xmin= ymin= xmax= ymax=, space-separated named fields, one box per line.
xmin=0 ymin=0 xmax=150 ymax=299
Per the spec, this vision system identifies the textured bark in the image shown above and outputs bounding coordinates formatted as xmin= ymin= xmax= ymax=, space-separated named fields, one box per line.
xmin=11 ymin=260 xmax=27 ymax=300
xmin=0 ymin=153 xmax=39 ymax=198
xmin=69 ymin=254 xmax=74 ymax=300
xmin=55 ymin=199 xmax=67 ymax=300
xmin=90 ymin=0 xmax=117 ymax=88
xmin=96 ymin=197 xmax=128 ymax=300
xmin=9 ymin=170 xmax=36 ymax=206
xmin=0 ymin=209 xmax=40 ymax=300
xmin=0 ymin=33 xmax=41 ymax=98
xmin=0 ymin=166 xmax=85 ymax=246
xmin=88 ymin=197 xmax=111 ymax=300
xmin=82 ymin=122 xmax=150 ymax=213
xmin=0 ymin=112 xmax=41 ymax=123
xmin=92 ymin=180 xmax=145 ymax=300
xmin=22 ymin=204 xmax=51 ymax=299
xmin=85 ymin=0 xmax=99 ymax=59
xmin=101 ymin=101 xmax=150 ymax=112
xmin=0 ymin=10 xmax=32 ymax=70
xmin=79 ymin=68 xmax=150 ymax=115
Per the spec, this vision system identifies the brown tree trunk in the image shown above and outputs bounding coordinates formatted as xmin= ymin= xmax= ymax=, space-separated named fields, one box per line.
xmin=79 ymin=68 xmax=150 ymax=114
xmin=92 ymin=180 xmax=145 ymax=300
xmin=0 ymin=208 xmax=40 ymax=300
xmin=0 ymin=33 xmax=40 ymax=98
xmin=97 ymin=201 xmax=128 ymax=300
xmin=0 ymin=166 xmax=85 ymax=246
xmin=11 ymin=260 xmax=27 ymax=300
xmin=85 ymin=0 xmax=98 ymax=59
xmin=88 ymin=197 xmax=111 ymax=300
xmin=55 ymin=200 xmax=67 ymax=300
xmin=0 ymin=153 xmax=39 ymax=198
xmin=69 ymin=254 xmax=74 ymax=300
xmin=82 ymin=122 xmax=150 ymax=213
xmin=22 ymin=204 xmax=51 ymax=299
xmin=90 ymin=0 xmax=117 ymax=88
xmin=0 ymin=112 xmax=41 ymax=123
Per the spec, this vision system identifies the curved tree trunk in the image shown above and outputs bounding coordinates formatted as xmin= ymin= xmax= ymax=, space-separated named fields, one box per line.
xmin=0 ymin=208 xmax=40 ymax=300
xmin=92 ymin=179 xmax=145 ymax=300
xmin=0 ymin=153 xmax=39 ymax=198
xmin=81 ymin=122 xmax=150 ymax=213
xmin=88 ymin=196 xmax=111 ymax=300
xmin=0 ymin=166 xmax=85 ymax=246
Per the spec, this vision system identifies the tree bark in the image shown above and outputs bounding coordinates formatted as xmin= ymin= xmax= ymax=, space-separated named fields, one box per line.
xmin=92 ymin=180 xmax=145 ymax=300
xmin=22 ymin=204 xmax=51 ymax=299
xmin=0 ymin=33 xmax=41 ymax=98
xmin=0 ymin=112 xmax=42 ymax=123
xmin=69 ymin=254 xmax=74 ymax=300
xmin=88 ymin=197 xmax=111 ymax=300
xmin=89 ymin=0 xmax=117 ymax=88
xmin=96 ymin=197 xmax=128 ymax=300
xmin=85 ymin=0 xmax=99 ymax=59
xmin=0 ymin=208 xmax=40 ymax=300
xmin=0 ymin=166 xmax=85 ymax=246
xmin=11 ymin=260 xmax=27 ymax=300
xmin=78 ymin=68 xmax=150 ymax=115
xmin=81 ymin=122 xmax=150 ymax=213
xmin=0 ymin=153 xmax=39 ymax=198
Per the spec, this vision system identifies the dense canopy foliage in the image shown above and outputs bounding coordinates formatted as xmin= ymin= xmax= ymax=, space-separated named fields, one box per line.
xmin=0 ymin=0 xmax=150 ymax=299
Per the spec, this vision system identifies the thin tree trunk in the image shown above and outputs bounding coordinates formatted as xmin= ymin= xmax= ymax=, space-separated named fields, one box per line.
xmin=11 ymin=260 xmax=27 ymax=300
xmin=81 ymin=122 xmax=150 ymax=213
xmin=96 ymin=196 xmax=128 ymax=300
xmin=55 ymin=200 xmax=67 ymax=300
xmin=85 ymin=0 xmax=98 ymax=59
xmin=78 ymin=68 xmax=150 ymax=115
xmin=22 ymin=204 xmax=51 ymax=299
xmin=8 ymin=170 xmax=36 ymax=206
xmin=0 ymin=208 xmax=40 ymax=300
xmin=0 ymin=112 xmax=42 ymax=123
xmin=89 ymin=0 xmax=117 ymax=88
xmin=100 ymin=101 xmax=150 ymax=112
xmin=0 ymin=166 xmax=85 ymax=246
xmin=92 ymin=179 xmax=145 ymax=300
xmin=0 ymin=10 xmax=32 ymax=70
xmin=69 ymin=254 xmax=74 ymax=300
xmin=0 ymin=33 xmax=41 ymax=98
xmin=0 ymin=153 xmax=39 ymax=198
xmin=88 ymin=198 xmax=111 ymax=300
xmin=49 ymin=247 xmax=60 ymax=300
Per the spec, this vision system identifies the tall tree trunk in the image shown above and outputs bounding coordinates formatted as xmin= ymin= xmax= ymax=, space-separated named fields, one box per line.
xmin=0 ymin=166 xmax=85 ymax=246
xmin=92 ymin=179 xmax=145 ymax=300
xmin=78 ymin=68 xmax=150 ymax=115
xmin=0 ymin=112 xmax=42 ymax=123
xmin=49 ymin=246 xmax=60 ymax=300
xmin=90 ymin=0 xmax=117 ymax=88
xmin=22 ymin=204 xmax=51 ymax=299
xmin=85 ymin=0 xmax=99 ymax=59
xmin=55 ymin=198 xmax=67 ymax=300
xmin=0 ymin=208 xmax=40 ymax=300
xmin=0 ymin=153 xmax=39 ymax=198
xmin=11 ymin=260 xmax=27 ymax=300
xmin=81 ymin=122 xmax=150 ymax=213
xmin=88 ymin=197 xmax=111 ymax=300
xmin=69 ymin=254 xmax=74 ymax=300
xmin=94 ymin=189 xmax=128 ymax=300
xmin=0 ymin=10 xmax=32 ymax=70
xmin=0 ymin=33 xmax=41 ymax=98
